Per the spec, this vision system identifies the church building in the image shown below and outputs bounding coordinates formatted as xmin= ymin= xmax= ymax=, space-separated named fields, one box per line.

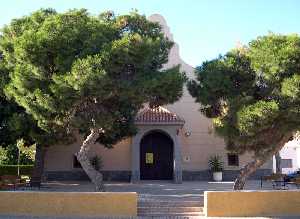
xmin=44 ymin=14 xmax=273 ymax=182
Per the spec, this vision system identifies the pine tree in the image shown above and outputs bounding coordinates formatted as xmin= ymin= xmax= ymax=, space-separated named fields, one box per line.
xmin=1 ymin=9 xmax=185 ymax=190
xmin=188 ymin=34 xmax=300 ymax=189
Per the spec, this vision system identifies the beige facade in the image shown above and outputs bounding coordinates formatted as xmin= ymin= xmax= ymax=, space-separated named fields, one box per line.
xmin=44 ymin=14 xmax=272 ymax=181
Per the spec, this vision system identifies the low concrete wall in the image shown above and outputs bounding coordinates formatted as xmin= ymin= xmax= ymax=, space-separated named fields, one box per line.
xmin=0 ymin=192 xmax=137 ymax=217
xmin=205 ymin=190 xmax=300 ymax=217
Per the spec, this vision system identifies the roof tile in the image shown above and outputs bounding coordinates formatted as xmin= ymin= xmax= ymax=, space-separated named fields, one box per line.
xmin=135 ymin=106 xmax=185 ymax=125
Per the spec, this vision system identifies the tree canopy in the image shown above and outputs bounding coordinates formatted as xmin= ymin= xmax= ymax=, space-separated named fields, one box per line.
xmin=1 ymin=31 xmax=55 ymax=167
xmin=1 ymin=9 xmax=185 ymax=147
xmin=1 ymin=9 xmax=185 ymax=189
xmin=188 ymin=33 xmax=300 ymax=189
xmin=1 ymin=47 xmax=58 ymax=149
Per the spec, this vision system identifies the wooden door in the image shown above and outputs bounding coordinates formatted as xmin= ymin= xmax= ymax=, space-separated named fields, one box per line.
xmin=140 ymin=131 xmax=173 ymax=180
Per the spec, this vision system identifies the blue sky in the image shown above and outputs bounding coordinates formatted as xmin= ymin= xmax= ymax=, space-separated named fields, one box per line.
xmin=1 ymin=0 xmax=300 ymax=67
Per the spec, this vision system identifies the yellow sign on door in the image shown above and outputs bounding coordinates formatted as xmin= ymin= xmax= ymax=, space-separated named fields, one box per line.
xmin=146 ymin=153 xmax=154 ymax=164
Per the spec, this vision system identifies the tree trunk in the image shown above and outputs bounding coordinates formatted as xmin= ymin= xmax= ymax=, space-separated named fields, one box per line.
xmin=31 ymin=144 xmax=46 ymax=185
xmin=233 ymin=157 xmax=266 ymax=190
xmin=233 ymin=134 xmax=292 ymax=190
xmin=275 ymin=152 xmax=282 ymax=174
xmin=76 ymin=128 xmax=104 ymax=191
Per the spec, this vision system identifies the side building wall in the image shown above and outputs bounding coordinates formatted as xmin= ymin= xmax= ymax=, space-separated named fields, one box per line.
xmin=44 ymin=137 xmax=132 ymax=181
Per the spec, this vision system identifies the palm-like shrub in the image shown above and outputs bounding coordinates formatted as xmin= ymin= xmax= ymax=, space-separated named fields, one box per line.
xmin=208 ymin=155 xmax=224 ymax=172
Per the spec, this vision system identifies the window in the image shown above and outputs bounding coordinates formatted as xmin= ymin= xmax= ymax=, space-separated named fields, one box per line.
xmin=227 ymin=154 xmax=239 ymax=166
xmin=281 ymin=159 xmax=292 ymax=168
xmin=73 ymin=155 xmax=82 ymax=168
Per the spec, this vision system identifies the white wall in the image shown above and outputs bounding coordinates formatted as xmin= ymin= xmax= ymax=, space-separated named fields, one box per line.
xmin=273 ymin=139 xmax=300 ymax=174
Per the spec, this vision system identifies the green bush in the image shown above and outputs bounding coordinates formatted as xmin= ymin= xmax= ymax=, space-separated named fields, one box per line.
xmin=0 ymin=147 xmax=7 ymax=165
xmin=208 ymin=155 xmax=224 ymax=172
xmin=0 ymin=165 xmax=34 ymax=176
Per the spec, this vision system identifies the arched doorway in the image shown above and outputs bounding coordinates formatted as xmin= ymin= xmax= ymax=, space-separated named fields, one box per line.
xmin=140 ymin=131 xmax=174 ymax=180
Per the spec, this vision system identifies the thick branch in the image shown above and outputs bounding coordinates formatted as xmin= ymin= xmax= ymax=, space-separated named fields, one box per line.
xmin=76 ymin=128 xmax=104 ymax=191
xmin=233 ymin=133 xmax=293 ymax=190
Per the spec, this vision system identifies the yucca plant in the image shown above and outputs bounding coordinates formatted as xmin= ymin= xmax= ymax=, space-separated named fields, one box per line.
xmin=208 ymin=155 xmax=224 ymax=172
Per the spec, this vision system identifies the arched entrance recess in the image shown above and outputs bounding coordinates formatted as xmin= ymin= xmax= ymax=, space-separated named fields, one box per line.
xmin=140 ymin=131 xmax=174 ymax=180
xmin=131 ymin=106 xmax=184 ymax=183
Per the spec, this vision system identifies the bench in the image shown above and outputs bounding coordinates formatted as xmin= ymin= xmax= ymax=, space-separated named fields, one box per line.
xmin=287 ymin=177 xmax=300 ymax=189
xmin=0 ymin=175 xmax=27 ymax=190
xmin=260 ymin=173 xmax=287 ymax=189
xmin=29 ymin=175 xmax=41 ymax=189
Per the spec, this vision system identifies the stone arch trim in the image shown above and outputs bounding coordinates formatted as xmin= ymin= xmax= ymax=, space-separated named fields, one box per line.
xmin=141 ymin=128 xmax=175 ymax=143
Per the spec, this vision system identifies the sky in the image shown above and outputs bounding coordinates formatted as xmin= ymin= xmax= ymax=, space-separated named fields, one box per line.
xmin=1 ymin=0 xmax=300 ymax=67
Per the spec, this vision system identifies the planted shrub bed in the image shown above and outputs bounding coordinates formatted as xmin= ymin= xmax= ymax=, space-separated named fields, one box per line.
xmin=0 ymin=165 xmax=34 ymax=175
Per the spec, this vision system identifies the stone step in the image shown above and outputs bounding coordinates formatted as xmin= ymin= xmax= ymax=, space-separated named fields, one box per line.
xmin=138 ymin=206 xmax=203 ymax=213
xmin=138 ymin=200 xmax=204 ymax=217
xmin=138 ymin=212 xmax=205 ymax=217
xmin=138 ymin=201 xmax=203 ymax=207
xmin=138 ymin=206 xmax=204 ymax=217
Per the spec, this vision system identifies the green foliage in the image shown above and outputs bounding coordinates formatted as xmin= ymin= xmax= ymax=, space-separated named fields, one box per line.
xmin=1 ymin=51 xmax=57 ymax=151
xmin=0 ymin=97 xmax=32 ymax=147
xmin=90 ymin=155 xmax=103 ymax=171
xmin=0 ymin=140 xmax=35 ymax=165
xmin=208 ymin=155 xmax=224 ymax=172
xmin=2 ymin=144 xmax=18 ymax=164
xmin=188 ymin=33 xmax=300 ymax=156
xmin=0 ymin=53 xmax=9 ymax=98
xmin=0 ymin=147 xmax=7 ymax=165
xmin=17 ymin=139 xmax=36 ymax=162
xmin=237 ymin=100 xmax=279 ymax=136
xmin=1 ymin=9 xmax=185 ymax=147
xmin=249 ymin=34 xmax=300 ymax=83
xmin=0 ymin=165 xmax=34 ymax=175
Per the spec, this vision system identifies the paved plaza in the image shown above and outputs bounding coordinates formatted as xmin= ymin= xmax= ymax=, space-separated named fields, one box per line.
xmin=31 ymin=180 xmax=294 ymax=202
